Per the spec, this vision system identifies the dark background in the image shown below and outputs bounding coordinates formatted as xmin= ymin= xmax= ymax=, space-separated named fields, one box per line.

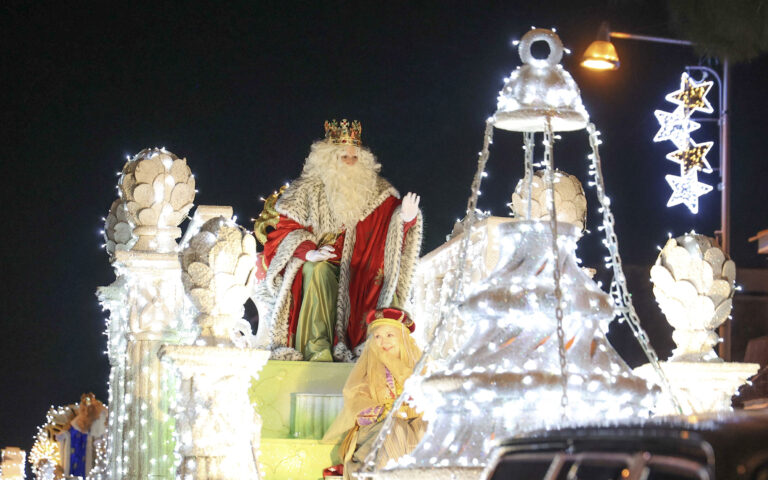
xmin=2 ymin=0 xmax=767 ymax=460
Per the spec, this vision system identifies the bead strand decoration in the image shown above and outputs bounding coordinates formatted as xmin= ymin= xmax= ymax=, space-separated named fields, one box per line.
xmin=587 ymin=124 xmax=682 ymax=414
xmin=416 ymin=118 xmax=496 ymax=364
xmin=360 ymin=28 xmax=671 ymax=480
xmin=522 ymin=131 xmax=535 ymax=220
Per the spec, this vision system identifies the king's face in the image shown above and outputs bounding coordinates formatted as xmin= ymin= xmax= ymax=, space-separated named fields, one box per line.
xmin=340 ymin=145 xmax=359 ymax=166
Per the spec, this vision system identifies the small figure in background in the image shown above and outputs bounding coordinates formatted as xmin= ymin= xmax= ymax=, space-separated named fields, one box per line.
xmin=56 ymin=393 xmax=107 ymax=478
xmin=323 ymin=307 xmax=425 ymax=479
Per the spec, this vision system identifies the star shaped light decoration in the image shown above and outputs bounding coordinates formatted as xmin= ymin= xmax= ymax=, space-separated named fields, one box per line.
xmin=665 ymin=172 xmax=713 ymax=214
xmin=665 ymin=72 xmax=714 ymax=114
xmin=666 ymin=139 xmax=714 ymax=174
xmin=653 ymin=106 xmax=701 ymax=150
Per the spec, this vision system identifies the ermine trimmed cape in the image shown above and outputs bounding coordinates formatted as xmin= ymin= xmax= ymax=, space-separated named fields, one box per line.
xmin=254 ymin=175 xmax=422 ymax=361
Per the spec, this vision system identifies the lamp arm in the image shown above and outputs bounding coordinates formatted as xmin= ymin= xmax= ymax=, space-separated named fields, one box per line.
xmin=610 ymin=31 xmax=694 ymax=47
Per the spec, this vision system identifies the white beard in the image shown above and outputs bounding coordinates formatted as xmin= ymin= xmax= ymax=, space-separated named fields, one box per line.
xmin=318 ymin=160 xmax=378 ymax=229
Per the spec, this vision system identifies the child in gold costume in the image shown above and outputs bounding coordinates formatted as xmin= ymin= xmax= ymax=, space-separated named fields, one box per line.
xmin=323 ymin=308 xmax=425 ymax=479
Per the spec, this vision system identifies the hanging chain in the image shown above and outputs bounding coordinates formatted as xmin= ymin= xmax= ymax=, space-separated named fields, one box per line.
xmin=543 ymin=119 xmax=568 ymax=416
xmin=523 ymin=132 xmax=535 ymax=220
xmin=359 ymin=119 xmax=497 ymax=476
xmin=586 ymin=123 xmax=682 ymax=414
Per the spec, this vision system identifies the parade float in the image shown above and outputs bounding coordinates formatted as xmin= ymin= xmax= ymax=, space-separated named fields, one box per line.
xmin=83 ymin=27 xmax=761 ymax=480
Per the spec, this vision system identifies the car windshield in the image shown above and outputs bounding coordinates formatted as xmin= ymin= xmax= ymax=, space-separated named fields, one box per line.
xmin=490 ymin=451 xmax=710 ymax=480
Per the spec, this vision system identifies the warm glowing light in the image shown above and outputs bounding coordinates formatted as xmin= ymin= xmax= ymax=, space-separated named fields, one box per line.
xmin=666 ymin=72 xmax=714 ymax=114
xmin=666 ymin=139 xmax=713 ymax=174
xmin=580 ymin=40 xmax=619 ymax=70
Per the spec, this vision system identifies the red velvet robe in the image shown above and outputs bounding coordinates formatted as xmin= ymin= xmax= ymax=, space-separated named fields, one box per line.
xmin=263 ymin=196 xmax=413 ymax=350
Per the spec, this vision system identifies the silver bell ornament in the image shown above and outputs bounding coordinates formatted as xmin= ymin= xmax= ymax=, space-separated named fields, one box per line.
xmin=494 ymin=29 xmax=589 ymax=132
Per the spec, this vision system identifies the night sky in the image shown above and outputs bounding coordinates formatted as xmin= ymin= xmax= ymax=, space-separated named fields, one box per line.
xmin=2 ymin=1 xmax=767 ymax=458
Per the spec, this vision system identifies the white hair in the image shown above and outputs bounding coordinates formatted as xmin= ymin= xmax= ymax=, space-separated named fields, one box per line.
xmin=301 ymin=141 xmax=382 ymax=228
xmin=301 ymin=141 xmax=381 ymax=177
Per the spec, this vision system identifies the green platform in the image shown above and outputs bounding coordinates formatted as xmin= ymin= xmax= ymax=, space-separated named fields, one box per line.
xmin=251 ymin=360 xmax=354 ymax=480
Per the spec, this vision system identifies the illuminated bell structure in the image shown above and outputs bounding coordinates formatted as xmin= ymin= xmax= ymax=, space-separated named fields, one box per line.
xmin=361 ymin=28 xmax=669 ymax=480
xmin=634 ymin=233 xmax=759 ymax=415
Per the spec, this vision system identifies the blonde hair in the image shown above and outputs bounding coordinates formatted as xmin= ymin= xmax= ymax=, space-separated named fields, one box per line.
xmin=322 ymin=322 xmax=422 ymax=443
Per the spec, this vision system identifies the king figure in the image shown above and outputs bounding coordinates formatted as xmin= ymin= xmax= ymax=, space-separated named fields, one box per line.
xmin=257 ymin=119 xmax=423 ymax=361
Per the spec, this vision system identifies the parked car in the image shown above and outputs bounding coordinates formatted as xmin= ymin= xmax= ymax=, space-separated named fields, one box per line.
xmin=485 ymin=410 xmax=768 ymax=480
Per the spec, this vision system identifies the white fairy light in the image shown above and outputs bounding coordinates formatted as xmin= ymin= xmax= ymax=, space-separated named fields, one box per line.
xmin=664 ymin=172 xmax=713 ymax=214
xmin=653 ymin=107 xmax=701 ymax=149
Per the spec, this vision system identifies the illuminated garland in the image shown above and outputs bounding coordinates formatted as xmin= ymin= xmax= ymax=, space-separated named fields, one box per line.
xmin=653 ymin=72 xmax=715 ymax=214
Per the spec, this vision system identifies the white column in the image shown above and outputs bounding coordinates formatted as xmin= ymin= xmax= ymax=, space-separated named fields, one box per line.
xmin=159 ymin=346 xmax=269 ymax=480
xmin=106 ymin=250 xmax=196 ymax=480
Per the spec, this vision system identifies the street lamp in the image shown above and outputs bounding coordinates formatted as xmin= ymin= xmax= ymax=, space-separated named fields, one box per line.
xmin=581 ymin=23 xmax=732 ymax=360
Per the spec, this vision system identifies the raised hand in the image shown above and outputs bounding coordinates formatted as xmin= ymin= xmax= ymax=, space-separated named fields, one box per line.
xmin=400 ymin=192 xmax=420 ymax=223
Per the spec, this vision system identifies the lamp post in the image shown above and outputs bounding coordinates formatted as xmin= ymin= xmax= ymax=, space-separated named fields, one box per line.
xmin=581 ymin=23 xmax=732 ymax=361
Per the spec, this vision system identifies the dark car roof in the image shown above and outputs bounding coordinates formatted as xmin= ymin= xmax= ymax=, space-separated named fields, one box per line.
xmin=495 ymin=410 xmax=768 ymax=479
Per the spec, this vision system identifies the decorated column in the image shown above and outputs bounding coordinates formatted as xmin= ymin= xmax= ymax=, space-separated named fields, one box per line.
xmin=97 ymin=148 xmax=197 ymax=479
xmin=635 ymin=233 xmax=759 ymax=414
xmin=160 ymin=210 xmax=269 ymax=480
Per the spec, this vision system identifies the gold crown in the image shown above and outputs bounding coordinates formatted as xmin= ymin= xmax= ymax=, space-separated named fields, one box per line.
xmin=324 ymin=119 xmax=362 ymax=146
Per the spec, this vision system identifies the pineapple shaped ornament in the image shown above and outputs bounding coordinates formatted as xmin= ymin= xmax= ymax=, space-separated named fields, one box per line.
xmin=118 ymin=148 xmax=195 ymax=252
xmin=103 ymin=197 xmax=137 ymax=258
xmin=651 ymin=233 xmax=735 ymax=362
xmin=510 ymin=169 xmax=587 ymax=231
xmin=181 ymin=216 xmax=259 ymax=346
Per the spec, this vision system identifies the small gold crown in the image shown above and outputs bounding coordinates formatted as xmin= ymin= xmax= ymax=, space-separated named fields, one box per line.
xmin=324 ymin=119 xmax=362 ymax=146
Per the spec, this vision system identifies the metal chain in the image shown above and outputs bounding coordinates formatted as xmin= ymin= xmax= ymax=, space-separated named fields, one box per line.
xmin=359 ymin=118 xmax=497 ymax=476
xmin=523 ymin=131 xmax=535 ymax=220
xmin=543 ymin=119 xmax=569 ymax=415
xmin=586 ymin=123 xmax=682 ymax=414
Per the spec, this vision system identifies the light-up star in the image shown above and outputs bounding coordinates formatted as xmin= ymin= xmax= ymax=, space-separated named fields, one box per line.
xmin=653 ymin=106 xmax=701 ymax=150
xmin=666 ymin=139 xmax=714 ymax=174
xmin=665 ymin=172 xmax=713 ymax=214
xmin=665 ymin=72 xmax=714 ymax=114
